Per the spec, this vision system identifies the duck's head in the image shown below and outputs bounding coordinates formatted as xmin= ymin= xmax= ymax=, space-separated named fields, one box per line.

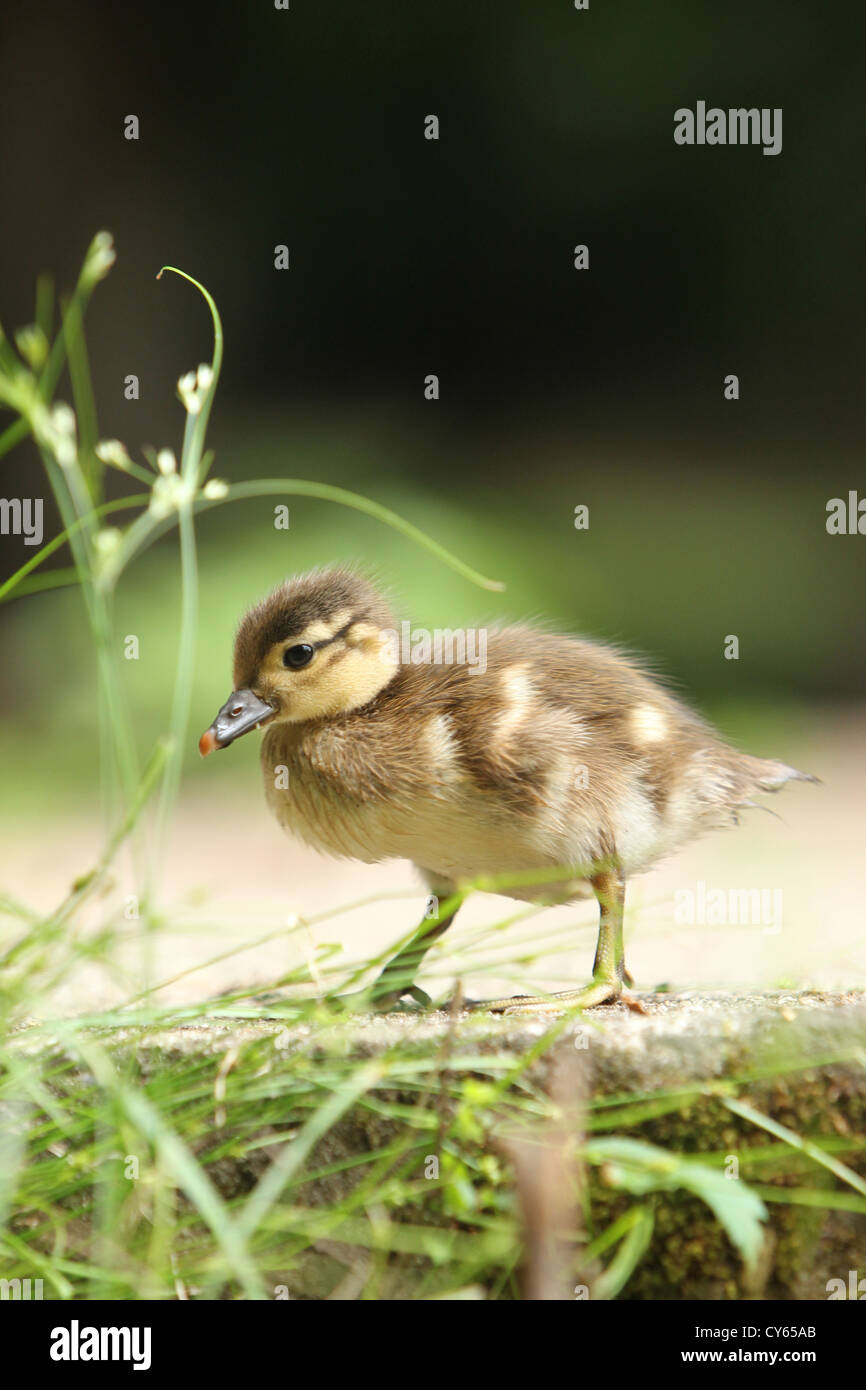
xmin=199 ymin=567 xmax=398 ymax=755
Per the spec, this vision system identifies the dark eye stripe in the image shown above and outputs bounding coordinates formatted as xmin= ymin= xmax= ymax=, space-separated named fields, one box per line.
xmin=279 ymin=620 xmax=357 ymax=670
xmin=318 ymin=619 xmax=354 ymax=648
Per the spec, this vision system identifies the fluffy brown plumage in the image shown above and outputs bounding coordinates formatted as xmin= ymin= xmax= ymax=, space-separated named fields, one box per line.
xmin=200 ymin=566 xmax=815 ymax=1013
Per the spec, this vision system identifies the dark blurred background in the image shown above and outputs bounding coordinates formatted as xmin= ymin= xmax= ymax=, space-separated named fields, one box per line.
xmin=0 ymin=0 xmax=864 ymax=800
xmin=1 ymin=0 xmax=864 ymax=426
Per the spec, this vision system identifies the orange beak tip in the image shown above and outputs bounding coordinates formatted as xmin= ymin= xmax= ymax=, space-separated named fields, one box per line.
xmin=198 ymin=729 xmax=218 ymax=758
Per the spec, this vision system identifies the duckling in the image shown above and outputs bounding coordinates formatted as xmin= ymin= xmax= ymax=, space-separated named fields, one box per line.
xmin=199 ymin=567 xmax=815 ymax=1014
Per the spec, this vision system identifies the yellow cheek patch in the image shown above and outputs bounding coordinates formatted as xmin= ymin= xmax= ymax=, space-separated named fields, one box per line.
xmin=345 ymin=622 xmax=398 ymax=670
xmin=344 ymin=621 xmax=380 ymax=646
xmin=257 ymin=620 xmax=397 ymax=722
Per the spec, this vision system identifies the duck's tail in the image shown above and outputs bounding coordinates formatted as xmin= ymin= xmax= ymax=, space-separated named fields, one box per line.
xmin=690 ymin=749 xmax=819 ymax=830
xmin=747 ymin=757 xmax=820 ymax=793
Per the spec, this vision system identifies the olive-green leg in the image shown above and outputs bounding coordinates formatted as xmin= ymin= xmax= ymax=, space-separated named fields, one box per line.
xmin=339 ymin=891 xmax=459 ymax=1012
xmin=478 ymin=863 xmax=641 ymax=1015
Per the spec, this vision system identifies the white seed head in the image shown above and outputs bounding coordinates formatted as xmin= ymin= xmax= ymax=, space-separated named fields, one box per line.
xmin=148 ymin=473 xmax=193 ymax=518
xmin=196 ymin=363 xmax=213 ymax=391
xmin=83 ymin=231 xmax=116 ymax=287
xmin=15 ymin=324 xmax=48 ymax=371
xmin=156 ymin=448 xmax=177 ymax=476
xmin=177 ymin=371 xmax=202 ymax=414
xmin=43 ymin=405 xmax=79 ymax=469
xmin=94 ymin=527 xmax=122 ymax=556
xmin=51 ymin=403 xmax=77 ymax=437
xmin=56 ymin=439 xmax=78 ymax=469
xmin=202 ymin=478 xmax=228 ymax=500
xmin=96 ymin=439 xmax=132 ymax=470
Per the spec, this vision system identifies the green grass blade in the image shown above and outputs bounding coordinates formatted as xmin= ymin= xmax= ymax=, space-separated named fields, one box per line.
xmin=591 ymin=1204 xmax=654 ymax=1299
xmin=69 ymin=1034 xmax=267 ymax=1301
xmin=4 ymin=567 xmax=81 ymax=600
xmin=725 ymin=1096 xmax=866 ymax=1198
xmin=61 ymin=292 xmax=101 ymax=496
xmin=35 ymin=271 xmax=54 ymax=341
xmin=0 ymin=417 xmax=28 ymax=461
xmin=239 ymin=1060 xmax=384 ymax=1239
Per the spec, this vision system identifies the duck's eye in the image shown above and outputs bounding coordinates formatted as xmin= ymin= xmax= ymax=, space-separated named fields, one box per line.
xmin=283 ymin=643 xmax=315 ymax=670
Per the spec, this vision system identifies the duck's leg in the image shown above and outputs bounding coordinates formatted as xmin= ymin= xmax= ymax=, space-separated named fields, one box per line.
xmin=348 ymin=890 xmax=460 ymax=1011
xmin=479 ymin=863 xmax=644 ymax=1015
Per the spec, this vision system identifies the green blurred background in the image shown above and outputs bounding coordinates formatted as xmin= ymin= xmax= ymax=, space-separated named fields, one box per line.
xmin=0 ymin=429 xmax=861 ymax=814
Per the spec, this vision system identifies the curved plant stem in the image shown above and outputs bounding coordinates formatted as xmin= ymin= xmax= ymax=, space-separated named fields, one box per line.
xmin=147 ymin=266 xmax=224 ymax=933
xmin=220 ymin=480 xmax=505 ymax=591
xmin=111 ymin=479 xmax=505 ymax=593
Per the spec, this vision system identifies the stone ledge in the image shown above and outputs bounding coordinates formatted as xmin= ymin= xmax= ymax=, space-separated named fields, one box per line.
xmin=19 ymin=990 xmax=866 ymax=1298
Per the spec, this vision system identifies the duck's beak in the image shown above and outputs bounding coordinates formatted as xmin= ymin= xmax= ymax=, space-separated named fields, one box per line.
xmin=199 ymin=689 xmax=275 ymax=756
